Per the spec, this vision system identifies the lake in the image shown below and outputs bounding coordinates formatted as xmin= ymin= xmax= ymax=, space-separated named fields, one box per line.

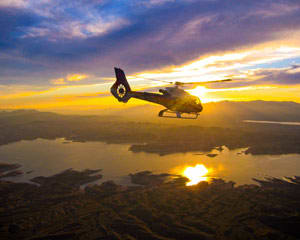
xmin=244 ymin=120 xmax=300 ymax=126
xmin=1 ymin=138 xmax=300 ymax=185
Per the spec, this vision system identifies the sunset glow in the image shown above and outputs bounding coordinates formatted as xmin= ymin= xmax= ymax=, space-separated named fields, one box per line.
xmin=0 ymin=0 xmax=300 ymax=112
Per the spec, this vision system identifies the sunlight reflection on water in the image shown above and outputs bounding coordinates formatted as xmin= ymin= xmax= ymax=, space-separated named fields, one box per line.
xmin=0 ymin=138 xmax=300 ymax=185
xmin=182 ymin=164 xmax=209 ymax=186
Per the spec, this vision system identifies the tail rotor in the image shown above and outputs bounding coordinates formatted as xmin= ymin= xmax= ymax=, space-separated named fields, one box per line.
xmin=111 ymin=68 xmax=132 ymax=102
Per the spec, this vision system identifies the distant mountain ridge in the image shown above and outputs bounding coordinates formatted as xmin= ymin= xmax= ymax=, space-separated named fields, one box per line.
xmin=1 ymin=100 xmax=300 ymax=126
xmin=104 ymin=100 xmax=300 ymax=126
xmin=1 ymin=101 xmax=300 ymax=155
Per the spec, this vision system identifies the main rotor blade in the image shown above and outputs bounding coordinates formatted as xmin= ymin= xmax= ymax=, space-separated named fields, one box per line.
xmin=174 ymin=79 xmax=232 ymax=86
xmin=132 ymin=76 xmax=232 ymax=86
xmin=133 ymin=76 xmax=172 ymax=84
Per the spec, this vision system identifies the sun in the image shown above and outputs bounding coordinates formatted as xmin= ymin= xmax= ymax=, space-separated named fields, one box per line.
xmin=182 ymin=164 xmax=209 ymax=186
xmin=187 ymin=86 xmax=207 ymax=99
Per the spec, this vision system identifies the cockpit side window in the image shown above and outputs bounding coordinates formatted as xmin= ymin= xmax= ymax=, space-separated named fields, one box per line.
xmin=194 ymin=97 xmax=201 ymax=104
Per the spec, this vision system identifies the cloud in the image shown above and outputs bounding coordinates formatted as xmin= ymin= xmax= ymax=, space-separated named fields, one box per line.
xmin=248 ymin=65 xmax=300 ymax=86
xmin=139 ymin=0 xmax=176 ymax=7
xmin=0 ymin=0 xmax=27 ymax=8
xmin=51 ymin=78 xmax=66 ymax=85
xmin=50 ymin=74 xmax=89 ymax=85
xmin=132 ymin=46 xmax=300 ymax=88
xmin=67 ymin=74 xmax=89 ymax=82
xmin=0 ymin=0 xmax=300 ymax=87
xmin=247 ymin=2 xmax=299 ymax=18
xmin=22 ymin=17 xmax=129 ymax=40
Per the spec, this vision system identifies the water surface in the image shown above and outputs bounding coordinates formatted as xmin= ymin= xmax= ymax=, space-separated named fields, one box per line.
xmin=1 ymin=138 xmax=300 ymax=185
xmin=244 ymin=120 xmax=300 ymax=126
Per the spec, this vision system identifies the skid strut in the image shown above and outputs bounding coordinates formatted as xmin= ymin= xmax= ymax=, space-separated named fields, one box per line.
xmin=158 ymin=109 xmax=199 ymax=119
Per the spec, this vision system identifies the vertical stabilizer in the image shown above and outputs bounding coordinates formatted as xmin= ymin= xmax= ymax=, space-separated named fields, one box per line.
xmin=111 ymin=68 xmax=132 ymax=102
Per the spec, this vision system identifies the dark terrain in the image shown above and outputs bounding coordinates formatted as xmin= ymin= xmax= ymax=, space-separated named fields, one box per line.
xmin=0 ymin=166 xmax=300 ymax=240
xmin=0 ymin=163 xmax=23 ymax=179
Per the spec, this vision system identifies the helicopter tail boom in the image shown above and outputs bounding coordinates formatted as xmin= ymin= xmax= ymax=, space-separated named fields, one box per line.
xmin=130 ymin=91 xmax=170 ymax=106
xmin=111 ymin=68 xmax=132 ymax=103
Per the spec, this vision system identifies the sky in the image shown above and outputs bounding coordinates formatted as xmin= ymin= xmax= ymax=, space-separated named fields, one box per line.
xmin=1 ymin=0 xmax=300 ymax=112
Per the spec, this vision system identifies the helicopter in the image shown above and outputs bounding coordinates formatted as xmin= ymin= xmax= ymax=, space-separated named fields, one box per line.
xmin=111 ymin=67 xmax=232 ymax=119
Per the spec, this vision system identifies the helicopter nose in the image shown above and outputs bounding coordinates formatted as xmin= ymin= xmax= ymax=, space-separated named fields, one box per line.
xmin=198 ymin=104 xmax=203 ymax=112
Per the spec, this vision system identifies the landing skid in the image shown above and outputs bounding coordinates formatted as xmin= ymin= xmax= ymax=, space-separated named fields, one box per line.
xmin=158 ymin=109 xmax=199 ymax=119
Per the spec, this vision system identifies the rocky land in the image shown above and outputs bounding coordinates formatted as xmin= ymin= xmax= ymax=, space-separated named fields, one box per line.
xmin=0 ymin=163 xmax=23 ymax=179
xmin=0 ymin=166 xmax=300 ymax=240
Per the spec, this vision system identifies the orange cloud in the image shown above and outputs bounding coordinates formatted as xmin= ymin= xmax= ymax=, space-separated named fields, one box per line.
xmin=51 ymin=78 xmax=66 ymax=85
xmin=67 ymin=74 xmax=89 ymax=82
xmin=133 ymin=45 xmax=300 ymax=84
xmin=50 ymin=74 xmax=89 ymax=85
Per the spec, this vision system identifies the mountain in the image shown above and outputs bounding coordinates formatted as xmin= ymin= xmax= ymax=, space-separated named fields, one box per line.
xmin=1 ymin=101 xmax=300 ymax=155
xmin=105 ymin=100 xmax=300 ymax=126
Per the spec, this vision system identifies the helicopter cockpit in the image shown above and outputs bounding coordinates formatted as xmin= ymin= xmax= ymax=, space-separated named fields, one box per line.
xmin=194 ymin=96 xmax=201 ymax=105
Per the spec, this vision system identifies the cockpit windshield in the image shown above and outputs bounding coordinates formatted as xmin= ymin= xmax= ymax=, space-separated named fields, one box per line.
xmin=194 ymin=97 xmax=201 ymax=105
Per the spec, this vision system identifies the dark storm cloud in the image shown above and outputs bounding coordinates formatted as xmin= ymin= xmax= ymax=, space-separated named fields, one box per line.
xmin=0 ymin=7 xmax=43 ymax=49
xmin=253 ymin=65 xmax=300 ymax=85
xmin=1 ymin=0 xmax=300 ymax=85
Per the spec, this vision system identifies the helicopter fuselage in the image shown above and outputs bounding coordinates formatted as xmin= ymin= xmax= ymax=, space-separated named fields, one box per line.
xmin=130 ymin=87 xmax=203 ymax=113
